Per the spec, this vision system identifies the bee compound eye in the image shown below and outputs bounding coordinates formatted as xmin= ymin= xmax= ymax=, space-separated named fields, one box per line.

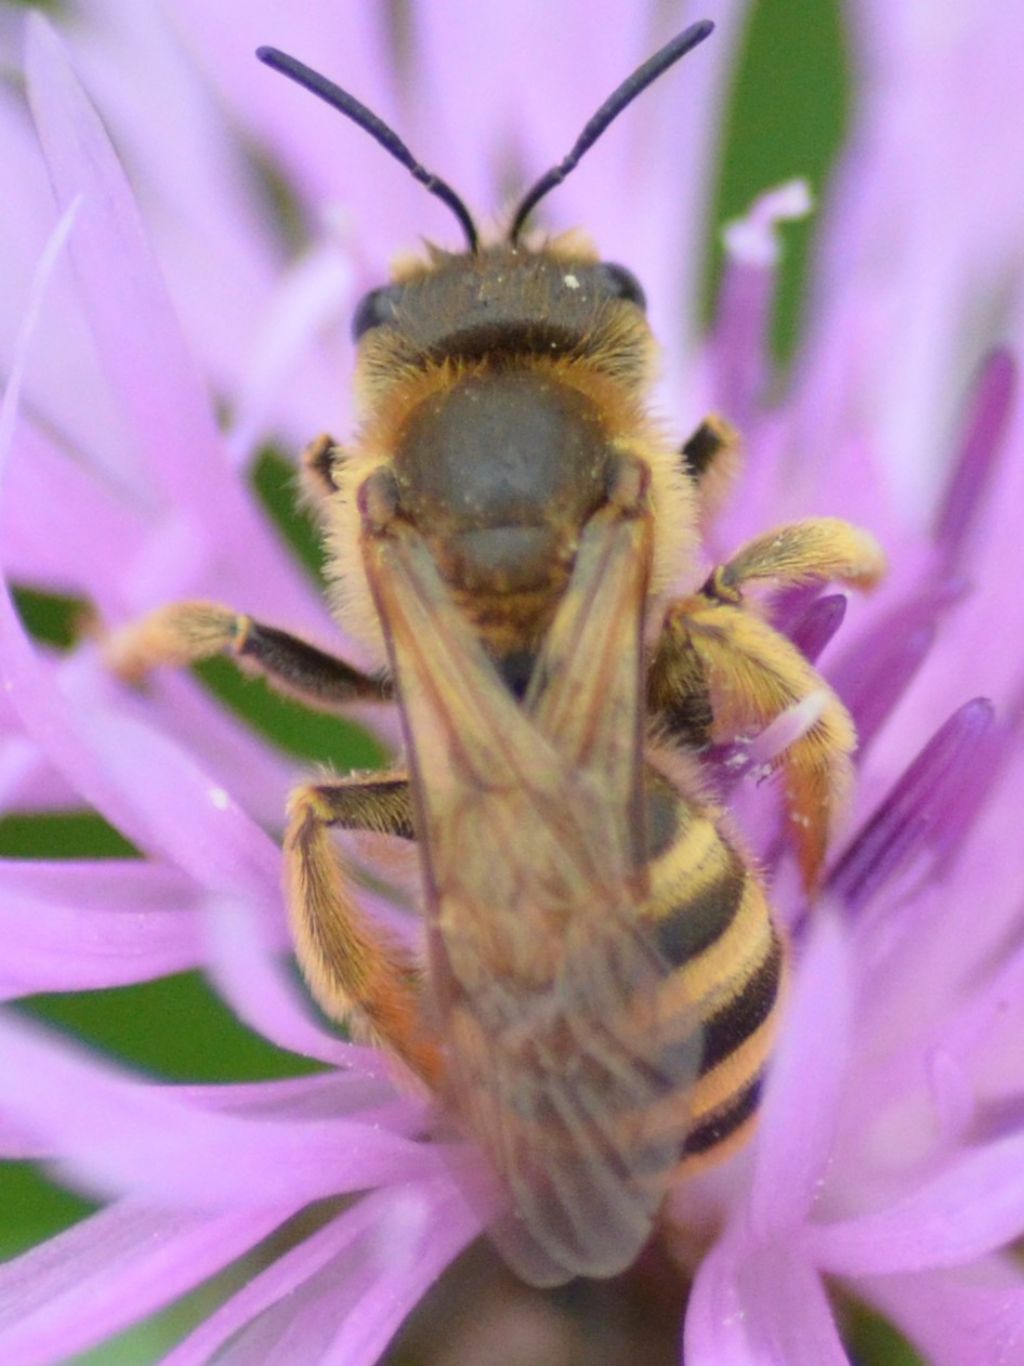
xmin=351 ymin=285 xmax=402 ymax=341
xmin=596 ymin=262 xmax=647 ymax=310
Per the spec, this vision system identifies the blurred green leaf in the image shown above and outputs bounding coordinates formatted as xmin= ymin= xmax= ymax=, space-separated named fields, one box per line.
xmin=22 ymin=972 xmax=322 ymax=1082
xmin=11 ymin=586 xmax=87 ymax=650
xmin=705 ymin=0 xmax=850 ymax=363
xmin=0 ymin=811 xmax=138 ymax=859
xmin=0 ymin=1164 xmax=95 ymax=1261
xmin=250 ymin=446 xmax=327 ymax=583
xmin=846 ymin=1299 xmax=925 ymax=1366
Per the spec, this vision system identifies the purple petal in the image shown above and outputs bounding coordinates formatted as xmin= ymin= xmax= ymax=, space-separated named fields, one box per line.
xmin=843 ymin=618 xmax=938 ymax=753
xmin=0 ymin=601 xmax=282 ymax=909
xmin=809 ymin=1129 xmax=1024 ymax=1275
xmin=204 ymin=895 xmax=387 ymax=1074
xmin=0 ymin=191 xmax=80 ymax=468
xmin=934 ymin=350 xmax=1017 ymax=566
xmin=321 ymin=1182 xmax=480 ymax=1366
xmin=23 ymin=17 xmax=221 ymax=512
xmin=65 ymin=2 xmax=297 ymax=415
xmin=684 ymin=1240 xmax=751 ymax=1365
xmin=0 ymin=858 xmax=204 ymax=998
xmin=736 ymin=1251 xmax=848 ymax=1366
xmin=0 ymin=1065 xmax=417 ymax=1164
xmin=170 ymin=2 xmax=421 ymax=271
xmin=226 ymin=241 xmax=354 ymax=463
xmin=0 ymin=858 xmax=193 ymax=910
xmin=24 ymin=16 xmax=331 ymax=634
xmin=749 ymin=912 xmax=852 ymax=1237
xmin=803 ymin=2 xmax=1023 ymax=513
xmin=165 ymin=1178 xmax=479 ymax=1366
xmin=0 ymin=733 xmax=74 ymax=812
xmin=0 ymin=81 xmax=135 ymax=496
xmin=0 ymin=282 xmax=383 ymax=1047
xmin=0 ymin=1114 xmax=50 ymax=1160
xmin=828 ymin=578 xmax=967 ymax=750
xmin=161 ymin=1189 xmax=395 ymax=1366
xmin=170 ymin=1076 xmax=425 ymax=1149
xmin=686 ymin=1241 xmax=847 ymax=1366
xmin=0 ymin=1199 xmax=291 ymax=1366
xmin=623 ymin=0 xmax=753 ymax=395
xmin=870 ymin=933 xmax=1024 ymax=1126
xmin=829 ymin=698 xmax=996 ymax=911
xmin=787 ymin=593 xmax=848 ymax=664
xmin=938 ymin=935 xmax=1024 ymax=1071
xmin=927 ymin=1046 xmax=977 ymax=1149
xmin=1 ymin=418 xmax=147 ymax=617
xmin=860 ymin=1259 xmax=1024 ymax=1366
xmin=410 ymin=3 xmax=651 ymax=216
xmin=0 ymin=94 xmax=286 ymax=901
xmin=709 ymin=181 xmax=813 ymax=427
xmin=0 ymin=1012 xmax=442 ymax=1206
xmin=114 ymin=670 xmax=298 ymax=831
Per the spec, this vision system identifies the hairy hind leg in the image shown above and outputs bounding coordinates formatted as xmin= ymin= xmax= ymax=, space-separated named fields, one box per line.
xmin=284 ymin=772 xmax=441 ymax=1083
xmin=649 ymin=517 xmax=885 ymax=886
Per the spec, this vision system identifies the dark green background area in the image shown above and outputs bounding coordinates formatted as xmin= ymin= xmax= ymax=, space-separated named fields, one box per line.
xmin=1 ymin=2 xmax=920 ymax=1362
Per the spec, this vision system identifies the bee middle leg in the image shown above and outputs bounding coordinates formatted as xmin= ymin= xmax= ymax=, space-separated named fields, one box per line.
xmin=648 ymin=517 xmax=885 ymax=886
xmin=284 ymin=771 xmax=442 ymax=1083
xmin=106 ymin=602 xmax=392 ymax=711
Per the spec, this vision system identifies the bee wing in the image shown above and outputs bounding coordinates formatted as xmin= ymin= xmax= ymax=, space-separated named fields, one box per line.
xmin=363 ymin=501 xmax=702 ymax=1285
xmin=523 ymin=497 xmax=651 ymax=875
xmin=447 ymin=905 xmax=703 ymax=1286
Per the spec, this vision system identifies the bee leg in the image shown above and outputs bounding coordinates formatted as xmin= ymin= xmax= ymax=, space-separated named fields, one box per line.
xmin=284 ymin=773 xmax=442 ymax=1083
xmin=649 ymin=519 xmax=885 ymax=888
xmin=680 ymin=414 xmax=741 ymax=517
xmin=301 ymin=431 xmax=347 ymax=500
xmin=650 ymin=597 xmax=853 ymax=887
xmin=701 ymin=517 xmax=885 ymax=601
xmin=106 ymin=602 xmax=392 ymax=709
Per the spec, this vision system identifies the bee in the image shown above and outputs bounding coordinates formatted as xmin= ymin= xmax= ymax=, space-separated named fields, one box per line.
xmin=108 ymin=21 xmax=884 ymax=1285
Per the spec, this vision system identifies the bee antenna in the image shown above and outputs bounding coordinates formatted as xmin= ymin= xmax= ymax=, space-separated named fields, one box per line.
xmin=256 ymin=46 xmax=479 ymax=253
xmin=508 ymin=20 xmax=714 ymax=245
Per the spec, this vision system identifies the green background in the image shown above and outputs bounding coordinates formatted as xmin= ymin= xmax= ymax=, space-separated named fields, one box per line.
xmin=1 ymin=0 xmax=919 ymax=1360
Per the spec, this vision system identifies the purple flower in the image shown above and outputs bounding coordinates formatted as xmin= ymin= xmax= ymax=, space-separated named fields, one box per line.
xmin=1 ymin=3 xmax=1023 ymax=1362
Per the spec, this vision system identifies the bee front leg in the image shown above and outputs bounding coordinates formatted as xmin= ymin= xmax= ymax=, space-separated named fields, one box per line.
xmin=284 ymin=772 xmax=442 ymax=1084
xmin=649 ymin=517 xmax=885 ymax=887
xmin=680 ymin=414 xmax=741 ymax=518
xmin=106 ymin=602 xmax=392 ymax=711
xmin=301 ymin=431 xmax=347 ymax=500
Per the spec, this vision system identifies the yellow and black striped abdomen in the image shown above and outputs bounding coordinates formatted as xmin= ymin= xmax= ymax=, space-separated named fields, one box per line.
xmin=643 ymin=768 xmax=784 ymax=1171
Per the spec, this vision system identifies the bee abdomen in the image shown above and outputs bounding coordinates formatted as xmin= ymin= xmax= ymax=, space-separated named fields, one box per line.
xmin=698 ymin=932 xmax=781 ymax=1075
xmin=644 ymin=791 xmax=783 ymax=1168
xmin=682 ymin=1073 xmax=762 ymax=1159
